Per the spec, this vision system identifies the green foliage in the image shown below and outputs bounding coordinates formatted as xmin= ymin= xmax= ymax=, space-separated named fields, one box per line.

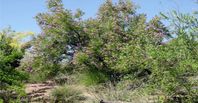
xmin=16 ymin=0 xmax=198 ymax=102
xmin=0 ymin=29 xmax=28 ymax=102
xmin=145 ymin=11 xmax=198 ymax=102
xmin=0 ymin=31 xmax=27 ymax=88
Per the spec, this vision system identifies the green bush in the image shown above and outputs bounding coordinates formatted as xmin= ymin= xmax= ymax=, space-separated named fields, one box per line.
xmin=0 ymin=29 xmax=28 ymax=103
xmin=78 ymin=69 xmax=109 ymax=86
xmin=50 ymin=85 xmax=86 ymax=103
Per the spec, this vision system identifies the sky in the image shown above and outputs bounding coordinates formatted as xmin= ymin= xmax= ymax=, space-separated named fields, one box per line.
xmin=0 ymin=0 xmax=197 ymax=33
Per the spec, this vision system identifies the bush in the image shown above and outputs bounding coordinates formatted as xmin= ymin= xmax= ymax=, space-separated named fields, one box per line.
xmin=0 ymin=29 xmax=28 ymax=102
xmin=50 ymin=85 xmax=86 ymax=103
xmin=78 ymin=69 xmax=109 ymax=86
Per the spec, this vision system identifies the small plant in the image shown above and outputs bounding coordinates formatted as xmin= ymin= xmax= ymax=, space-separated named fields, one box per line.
xmin=50 ymin=85 xmax=86 ymax=103
xmin=78 ymin=69 xmax=109 ymax=86
xmin=28 ymin=71 xmax=48 ymax=83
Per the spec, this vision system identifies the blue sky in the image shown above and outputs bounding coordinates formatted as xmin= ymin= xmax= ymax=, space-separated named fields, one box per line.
xmin=0 ymin=0 xmax=197 ymax=33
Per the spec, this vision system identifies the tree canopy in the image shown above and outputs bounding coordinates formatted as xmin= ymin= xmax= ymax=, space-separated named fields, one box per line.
xmin=1 ymin=0 xmax=197 ymax=102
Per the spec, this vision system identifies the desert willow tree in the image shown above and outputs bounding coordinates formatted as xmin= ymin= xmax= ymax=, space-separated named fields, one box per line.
xmin=75 ymin=0 xmax=171 ymax=84
xmin=21 ymin=0 xmax=89 ymax=79
xmin=22 ymin=0 xmax=170 ymax=83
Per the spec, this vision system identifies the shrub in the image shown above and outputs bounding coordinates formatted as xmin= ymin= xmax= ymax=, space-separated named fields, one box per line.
xmin=78 ymin=69 xmax=109 ymax=86
xmin=50 ymin=85 xmax=86 ymax=103
xmin=0 ymin=29 xmax=28 ymax=102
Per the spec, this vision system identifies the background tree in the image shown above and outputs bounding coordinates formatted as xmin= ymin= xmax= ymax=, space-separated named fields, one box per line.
xmin=22 ymin=0 xmax=89 ymax=81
